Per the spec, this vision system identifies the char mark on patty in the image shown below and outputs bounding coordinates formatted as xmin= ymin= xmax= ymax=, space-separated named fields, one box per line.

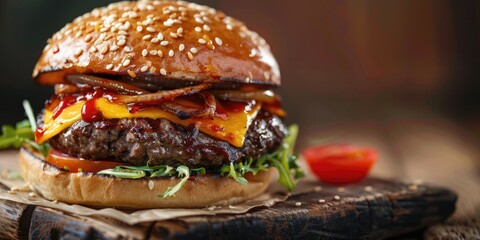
xmin=47 ymin=111 xmax=287 ymax=168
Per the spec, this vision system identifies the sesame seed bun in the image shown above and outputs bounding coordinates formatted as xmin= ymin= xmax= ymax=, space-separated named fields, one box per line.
xmin=33 ymin=0 xmax=280 ymax=88
xmin=19 ymin=148 xmax=277 ymax=209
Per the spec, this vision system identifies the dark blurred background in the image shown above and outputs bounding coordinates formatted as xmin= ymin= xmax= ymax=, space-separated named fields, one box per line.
xmin=1 ymin=0 xmax=480 ymax=218
xmin=1 ymin=0 xmax=479 ymax=130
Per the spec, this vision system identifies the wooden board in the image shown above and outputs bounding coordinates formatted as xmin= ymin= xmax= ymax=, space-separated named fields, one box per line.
xmin=0 ymin=177 xmax=456 ymax=240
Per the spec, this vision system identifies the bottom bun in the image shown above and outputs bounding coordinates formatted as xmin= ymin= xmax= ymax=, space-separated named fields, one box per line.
xmin=19 ymin=148 xmax=277 ymax=209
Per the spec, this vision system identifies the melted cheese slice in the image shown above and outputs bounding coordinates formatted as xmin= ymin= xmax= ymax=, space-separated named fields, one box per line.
xmin=37 ymin=98 xmax=261 ymax=147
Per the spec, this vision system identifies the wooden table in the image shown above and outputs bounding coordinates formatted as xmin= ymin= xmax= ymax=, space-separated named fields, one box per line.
xmin=0 ymin=150 xmax=457 ymax=239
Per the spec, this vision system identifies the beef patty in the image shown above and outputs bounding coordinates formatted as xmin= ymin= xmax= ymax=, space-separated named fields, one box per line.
xmin=47 ymin=111 xmax=287 ymax=168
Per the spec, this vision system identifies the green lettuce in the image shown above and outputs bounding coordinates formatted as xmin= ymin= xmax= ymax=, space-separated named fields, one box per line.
xmin=0 ymin=100 xmax=50 ymax=156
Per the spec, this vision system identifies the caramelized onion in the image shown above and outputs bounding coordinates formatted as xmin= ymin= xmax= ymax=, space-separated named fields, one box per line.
xmin=54 ymin=84 xmax=81 ymax=95
xmin=66 ymin=74 xmax=148 ymax=95
xmin=212 ymin=90 xmax=279 ymax=104
xmin=117 ymin=83 xmax=211 ymax=104
xmin=161 ymin=91 xmax=217 ymax=119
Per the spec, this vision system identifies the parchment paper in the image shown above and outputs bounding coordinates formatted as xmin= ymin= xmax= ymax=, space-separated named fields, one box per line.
xmin=0 ymin=171 xmax=310 ymax=225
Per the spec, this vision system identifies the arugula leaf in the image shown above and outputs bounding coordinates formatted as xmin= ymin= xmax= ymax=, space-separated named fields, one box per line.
xmin=159 ymin=165 xmax=190 ymax=198
xmin=227 ymin=162 xmax=248 ymax=185
xmin=151 ymin=166 xmax=175 ymax=177
xmin=191 ymin=167 xmax=206 ymax=175
xmin=97 ymin=167 xmax=146 ymax=179
xmin=0 ymin=100 xmax=50 ymax=156
xmin=23 ymin=100 xmax=37 ymax=131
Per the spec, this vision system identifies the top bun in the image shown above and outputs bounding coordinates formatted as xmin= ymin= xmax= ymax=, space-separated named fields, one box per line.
xmin=33 ymin=0 xmax=280 ymax=87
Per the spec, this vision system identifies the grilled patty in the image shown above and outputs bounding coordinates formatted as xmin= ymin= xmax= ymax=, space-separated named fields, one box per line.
xmin=47 ymin=111 xmax=287 ymax=168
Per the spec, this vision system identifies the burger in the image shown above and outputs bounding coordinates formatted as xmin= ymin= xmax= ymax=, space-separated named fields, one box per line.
xmin=19 ymin=0 xmax=301 ymax=208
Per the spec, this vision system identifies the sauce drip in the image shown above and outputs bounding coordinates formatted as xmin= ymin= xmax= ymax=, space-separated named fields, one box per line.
xmin=80 ymin=88 xmax=111 ymax=122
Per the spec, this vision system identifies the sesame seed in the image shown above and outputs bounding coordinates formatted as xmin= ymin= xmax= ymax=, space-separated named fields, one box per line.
xmin=118 ymin=30 xmax=128 ymax=35
xmin=207 ymin=206 xmax=216 ymax=211
xmin=168 ymin=49 xmax=174 ymax=57
xmin=314 ymin=186 xmax=322 ymax=192
xmin=75 ymin=32 xmax=82 ymax=38
xmin=157 ymin=50 xmax=163 ymax=57
xmin=190 ymin=47 xmax=198 ymax=54
xmin=408 ymin=185 xmax=418 ymax=191
xmin=187 ymin=52 xmax=193 ymax=60
xmin=151 ymin=38 xmax=159 ymax=43
xmin=110 ymin=45 xmax=119 ymax=51
xmin=334 ymin=195 xmax=341 ymax=200
xmin=74 ymin=49 xmax=83 ymax=57
xmin=89 ymin=46 xmax=97 ymax=53
xmin=177 ymin=27 xmax=183 ymax=34
xmin=337 ymin=187 xmax=345 ymax=193
xmin=195 ymin=17 xmax=204 ymax=24
xmin=157 ymin=32 xmax=164 ymax=41
xmin=215 ymin=37 xmax=223 ymax=46
xmin=142 ymin=49 xmax=148 ymax=57
xmin=117 ymin=39 xmax=126 ymax=46
xmin=163 ymin=19 xmax=174 ymax=26
xmin=117 ymin=35 xmax=126 ymax=40
xmin=295 ymin=202 xmax=302 ymax=207
xmin=149 ymin=50 xmax=158 ymax=55
xmin=203 ymin=24 xmax=211 ymax=32
xmin=127 ymin=70 xmax=136 ymax=78
xmin=122 ymin=59 xmax=131 ymax=67
xmin=142 ymin=34 xmax=152 ymax=40
xmin=136 ymin=26 xmax=143 ymax=32
xmin=160 ymin=68 xmax=167 ymax=75
xmin=226 ymin=24 xmax=233 ymax=30
xmin=198 ymin=38 xmax=207 ymax=44
xmin=160 ymin=40 xmax=169 ymax=46
xmin=319 ymin=199 xmax=326 ymax=203
xmin=84 ymin=35 xmax=92 ymax=42
xmin=179 ymin=44 xmax=185 ymax=51
xmin=146 ymin=26 xmax=156 ymax=32
xmin=249 ymin=49 xmax=257 ymax=57
xmin=170 ymin=32 xmax=178 ymax=38
xmin=100 ymin=27 xmax=109 ymax=32
xmin=106 ymin=64 xmax=113 ymax=70
xmin=148 ymin=180 xmax=155 ymax=190
xmin=141 ymin=65 xmax=149 ymax=72
xmin=124 ymin=46 xmax=132 ymax=52
xmin=364 ymin=186 xmax=373 ymax=192
xmin=195 ymin=26 xmax=202 ymax=32
xmin=100 ymin=45 xmax=109 ymax=54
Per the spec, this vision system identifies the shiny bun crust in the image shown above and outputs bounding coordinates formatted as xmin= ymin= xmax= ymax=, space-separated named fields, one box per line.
xmin=19 ymin=148 xmax=276 ymax=209
xmin=33 ymin=0 xmax=280 ymax=87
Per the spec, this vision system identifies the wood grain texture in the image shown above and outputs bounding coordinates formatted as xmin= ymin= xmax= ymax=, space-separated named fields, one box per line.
xmin=0 ymin=178 xmax=456 ymax=240
xmin=29 ymin=207 xmax=150 ymax=240
xmin=149 ymin=178 xmax=456 ymax=240
xmin=0 ymin=199 xmax=34 ymax=240
xmin=425 ymin=207 xmax=480 ymax=240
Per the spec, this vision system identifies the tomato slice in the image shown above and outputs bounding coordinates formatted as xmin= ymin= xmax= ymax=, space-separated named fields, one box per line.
xmin=302 ymin=144 xmax=377 ymax=184
xmin=46 ymin=149 xmax=125 ymax=173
